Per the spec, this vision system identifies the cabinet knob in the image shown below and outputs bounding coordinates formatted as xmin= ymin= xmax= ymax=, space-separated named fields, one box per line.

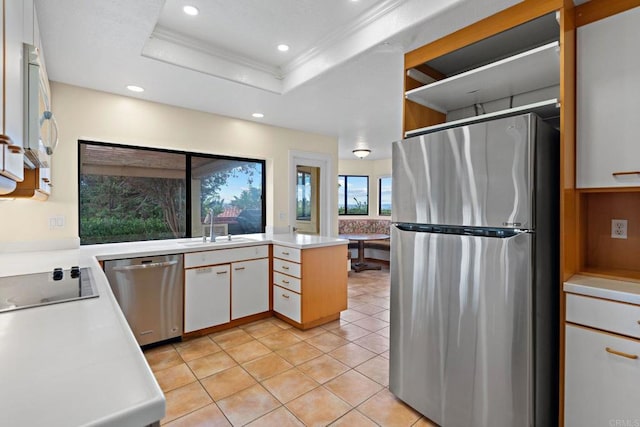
xmin=605 ymin=347 xmax=638 ymax=360
xmin=8 ymin=144 xmax=23 ymax=154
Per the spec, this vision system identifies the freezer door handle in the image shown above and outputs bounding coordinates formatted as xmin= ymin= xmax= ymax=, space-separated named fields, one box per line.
xmin=394 ymin=222 xmax=526 ymax=238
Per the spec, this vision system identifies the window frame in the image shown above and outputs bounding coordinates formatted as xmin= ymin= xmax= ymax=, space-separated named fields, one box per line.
xmin=78 ymin=140 xmax=266 ymax=244
xmin=296 ymin=169 xmax=312 ymax=220
xmin=378 ymin=176 xmax=392 ymax=217
xmin=338 ymin=174 xmax=369 ymax=216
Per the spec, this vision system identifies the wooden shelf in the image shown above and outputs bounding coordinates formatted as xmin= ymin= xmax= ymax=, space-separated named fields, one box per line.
xmin=405 ymin=41 xmax=560 ymax=113
xmin=404 ymin=98 xmax=559 ymax=138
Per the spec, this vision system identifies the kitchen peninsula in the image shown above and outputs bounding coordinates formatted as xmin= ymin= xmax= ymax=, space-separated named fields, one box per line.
xmin=0 ymin=233 xmax=347 ymax=427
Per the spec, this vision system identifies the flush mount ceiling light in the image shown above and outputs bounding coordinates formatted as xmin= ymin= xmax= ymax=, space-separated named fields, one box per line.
xmin=126 ymin=85 xmax=144 ymax=93
xmin=252 ymin=113 xmax=264 ymax=118
xmin=277 ymin=44 xmax=290 ymax=52
xmin=352 ymin=148 xmax=371 ymax=159
xmin=183 ymin=5 xmax=199 ymax=16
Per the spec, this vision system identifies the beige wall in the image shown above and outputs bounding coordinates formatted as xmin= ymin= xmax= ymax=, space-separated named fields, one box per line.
xmin=338 ymin=158 xmax=392 ymax=219
xmin=0 ymin=83 xmax=339 ymax=247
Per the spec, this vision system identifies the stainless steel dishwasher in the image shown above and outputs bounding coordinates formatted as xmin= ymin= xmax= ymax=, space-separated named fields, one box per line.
xmin=104 ymin=254 xmax=183 ymax=346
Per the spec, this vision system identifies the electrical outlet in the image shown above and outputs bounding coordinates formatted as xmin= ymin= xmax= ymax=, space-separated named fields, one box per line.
xmin=611 ymin=219 xmax=628 ymax=239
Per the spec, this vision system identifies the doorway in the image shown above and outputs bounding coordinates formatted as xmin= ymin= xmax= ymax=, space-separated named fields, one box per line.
xmin=295 ymin=165 xmax=320 ymax=234
xmin=289 ymin=151 xmax=333 ymax=236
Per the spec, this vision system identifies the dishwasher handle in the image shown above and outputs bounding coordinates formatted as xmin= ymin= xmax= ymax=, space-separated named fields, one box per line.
xmin=111 ymin=260 xmax=179 ymax=271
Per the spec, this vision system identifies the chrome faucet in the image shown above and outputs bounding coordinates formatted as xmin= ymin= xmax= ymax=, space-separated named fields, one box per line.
xmin=202 ymin=209 xmax=214 ymax=242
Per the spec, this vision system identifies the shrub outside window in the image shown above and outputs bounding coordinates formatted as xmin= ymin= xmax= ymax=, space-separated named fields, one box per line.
xmin=338 ymin=175 xmax=369 ymax=215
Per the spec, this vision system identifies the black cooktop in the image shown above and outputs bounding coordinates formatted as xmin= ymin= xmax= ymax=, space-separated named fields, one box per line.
xmin=0 ymin=267 xmax=99 ymax=313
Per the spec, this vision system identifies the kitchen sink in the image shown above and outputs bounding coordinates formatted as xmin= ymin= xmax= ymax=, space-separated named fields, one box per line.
xmin=179 ymin=236 xmax=254 ymax=247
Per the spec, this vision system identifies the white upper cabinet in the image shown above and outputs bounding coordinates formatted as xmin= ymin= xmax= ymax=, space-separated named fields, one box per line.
xmin=577 ymin=7 xmax=640 ymax=188
xmin=1 ymin=0 xmax=24 ymax=182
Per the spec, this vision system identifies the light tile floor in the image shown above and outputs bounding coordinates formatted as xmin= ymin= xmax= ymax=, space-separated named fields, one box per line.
xmin=144 ymin=268 xmax=436 ymax=426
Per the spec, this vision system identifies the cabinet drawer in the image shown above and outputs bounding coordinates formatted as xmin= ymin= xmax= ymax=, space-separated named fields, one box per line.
xmin=564 ymin=324 xmax=640 ymax=427
xmin=273 ymin=272 xmax=301 ymax=293
xmin=273 ymin=245 xmax=301 ymax=263
xmin=273 ymin=258 xmax=301 ymax=278
xmin=273 ymin=285 xmax=301 ymax=323
xmin=566 ymin=293 xmax=640 ymax=339
xmin=185 ymin=245 xmax=268 ymax=268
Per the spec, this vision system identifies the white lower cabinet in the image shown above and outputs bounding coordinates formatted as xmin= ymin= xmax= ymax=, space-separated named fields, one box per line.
xmin=183 ymin=245 xmax=268 ymax=333
xmin=565 ymin=290 xmax=640 ymax=427
xmin=231 ymin=258 xmax=269 ymax=320
xmin=273 ymin=286 xmax=301 ymax=323
xmin=565 ymin=324 xmax=640 ymax=427
xmin=184 ymin=265 xmax=230 ymax=333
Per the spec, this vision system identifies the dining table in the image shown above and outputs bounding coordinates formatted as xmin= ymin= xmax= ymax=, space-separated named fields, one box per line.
xmin=338 ymin=233 xmax=390 ymax=272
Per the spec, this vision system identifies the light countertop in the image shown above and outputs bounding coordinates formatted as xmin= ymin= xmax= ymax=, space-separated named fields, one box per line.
xmin=0 ymin=233 xmax=347 ymax=427
xmin=564 ymin=274 xmax=640 ymax=305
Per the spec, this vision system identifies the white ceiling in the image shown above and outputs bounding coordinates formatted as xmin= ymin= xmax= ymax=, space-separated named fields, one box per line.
xmin=34 ymin=0 xmax=530 ymax=160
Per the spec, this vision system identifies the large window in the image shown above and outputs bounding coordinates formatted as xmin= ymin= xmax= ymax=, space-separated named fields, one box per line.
xmin=338 ymin=175 xmax=369 ymax=215
xmin=379 ymin=176 xmax=392 ymax=216
xmin=79 ymin=141 xmax=265 ymax=244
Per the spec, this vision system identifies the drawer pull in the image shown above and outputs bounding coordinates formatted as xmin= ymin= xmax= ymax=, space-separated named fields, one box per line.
xmin=282 ymin=266 xmax=289 ymax=270
xmin=216 ymin=271 xmax=228 ymax=275
xmin=605 ymin=347 xmax=638 ymax=360
xmin=282 ymin=280 xmax=290 ymax=284
xmin=234 ymin=267 xmax=245 ymax=271
xmin=282 ymin=294 xmax=290 ymax=299
xmin=612 ymin=171 xmax=640 ymax=177
xmin=282 ymin=251 xmax=290 ymax=255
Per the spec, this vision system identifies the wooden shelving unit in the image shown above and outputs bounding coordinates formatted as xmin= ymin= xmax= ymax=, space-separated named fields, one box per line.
xmin=405 ymin=98 xmax=559 ymax=138
xmin=405 ymin=41 xmax=560 ymax=114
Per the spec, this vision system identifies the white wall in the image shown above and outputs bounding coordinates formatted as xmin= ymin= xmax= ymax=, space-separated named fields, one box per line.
xmin=0 ymin=83 xmax=339 ymax=248
xmin=338 ymin=158 xmax=391 ymax=219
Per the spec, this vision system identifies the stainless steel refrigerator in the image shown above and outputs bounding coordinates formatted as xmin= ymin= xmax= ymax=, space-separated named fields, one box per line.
xmin=389 ymin=113 xmax=559 ymax=427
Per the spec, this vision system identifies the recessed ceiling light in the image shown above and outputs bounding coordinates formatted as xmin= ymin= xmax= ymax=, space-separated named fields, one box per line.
xmin=277 ymin=44 xmax=290 ymax=52
xmin=252 ymin=113 xmax=264 ymax=118
xmin=126 ymin=85 xmax=144 ymax=93
xmin=183 ymin=5 xmax=199 ymax=16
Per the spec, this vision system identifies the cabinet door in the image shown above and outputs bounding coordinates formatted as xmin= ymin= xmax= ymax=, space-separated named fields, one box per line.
xmin=273 ymin=285 xmax=301 ymax=323
xmin=231 ymin=258 xmax=268 ymax=320
xmin=184 ymin=265 xmax=230 ymax=333
xmin=577 ymin=7 xmax=640 ymax=188
xmin=565 ymin=324 xmax=640 ymax=427
xmin=1 ymin=0 xmax=24 ymax=181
